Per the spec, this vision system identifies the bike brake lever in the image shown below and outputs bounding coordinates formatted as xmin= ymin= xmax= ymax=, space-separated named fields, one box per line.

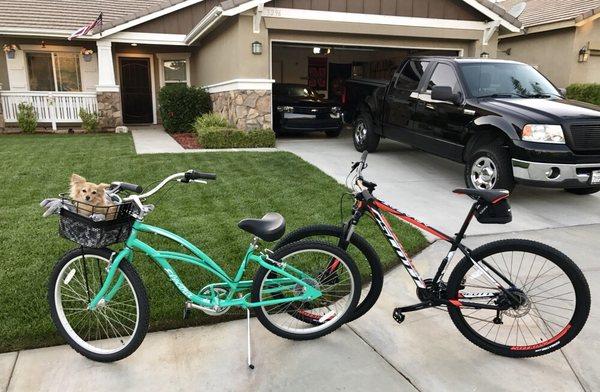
xmin=177 ymin=179 xmax=207 ymax=184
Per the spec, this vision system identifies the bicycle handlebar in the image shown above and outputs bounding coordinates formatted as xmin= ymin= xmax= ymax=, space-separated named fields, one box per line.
xmin=119 ymin=169 xmax=216 ymax=201
xmin=182 ymin=170 xmax=217 ymax=182
xmin=118 ymin=182 xmax=143 ymax=193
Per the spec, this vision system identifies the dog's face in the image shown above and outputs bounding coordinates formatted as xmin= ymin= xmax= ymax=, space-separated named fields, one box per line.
xmin=69 ymin=174 xmax=109 ymax=206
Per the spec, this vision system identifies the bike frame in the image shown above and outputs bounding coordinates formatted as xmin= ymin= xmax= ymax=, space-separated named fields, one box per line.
xmin=87 ymin=220 xmax=322 ymax=311
xmin=343 ymin=196 xmax=517 ymax=309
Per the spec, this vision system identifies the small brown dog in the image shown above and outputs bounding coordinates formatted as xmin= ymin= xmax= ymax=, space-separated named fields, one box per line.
xmin=70 ymin=174 xmax=116 ymax=219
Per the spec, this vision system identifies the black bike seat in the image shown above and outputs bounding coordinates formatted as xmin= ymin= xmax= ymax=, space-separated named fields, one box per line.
xmin=453 ymin=188 xmax=509 ymax=204
xmin=238 ymin=212 xmax=286 ymax=242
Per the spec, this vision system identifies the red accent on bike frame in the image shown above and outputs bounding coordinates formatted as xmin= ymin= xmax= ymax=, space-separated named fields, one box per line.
xmin=510 ymin=324 xmax=571 ymax=351
xmin=491 ymin=194 xmax=509 ymax=204
xmin=449 ymin=299 xmax=463 ymax=307
xmin=328 ymin=258 xmax=341 ymax=271
xmin=373 ymin=200 xmax=451 ymax=241
xmin=296 ymin=310 xmax=334 ymax=322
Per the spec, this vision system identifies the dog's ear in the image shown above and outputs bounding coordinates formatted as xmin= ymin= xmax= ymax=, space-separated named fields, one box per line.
xmin=71 ymin=174 xmax=86 ymax=185
xmin=98 ymin=183 xmax=110 ymax=192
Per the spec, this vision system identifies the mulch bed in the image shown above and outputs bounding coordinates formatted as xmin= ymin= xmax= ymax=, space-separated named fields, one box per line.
xmin=171 ymin=133 xmax=202 ymax=149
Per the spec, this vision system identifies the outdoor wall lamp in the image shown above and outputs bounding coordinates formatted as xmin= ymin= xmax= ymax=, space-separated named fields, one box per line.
xmin=480 ymin=52 xmax=490 ymax=59
xmin=252 ymin=41 xmax=262 ymax=55
xmin=578 ymin=45 xmax=589 ymax=62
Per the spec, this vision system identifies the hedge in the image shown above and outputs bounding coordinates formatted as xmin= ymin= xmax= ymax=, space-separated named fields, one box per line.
xmin=158 ymin=84 xmax=212 ymax=133
xmin=565 ymin=83 xmax=600 ymax=106
xmin=196 ymin=127 xmax=276 ymax=149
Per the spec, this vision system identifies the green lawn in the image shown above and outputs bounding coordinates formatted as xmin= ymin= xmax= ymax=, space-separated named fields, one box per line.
xmin=0 ymin=133 xmax=428 ymax=352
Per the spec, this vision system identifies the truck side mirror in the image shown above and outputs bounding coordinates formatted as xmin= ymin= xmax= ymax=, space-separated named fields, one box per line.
xmin=432 ymin=85 xmax=461 ymax=105
xmin=558 ymin=87 xmax=567 ymax=97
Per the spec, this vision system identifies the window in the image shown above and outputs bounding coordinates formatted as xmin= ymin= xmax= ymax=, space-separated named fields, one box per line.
xmin=427 ymin=63 xmax=460 ymax=94
xmin=26 ymin=52 xmax=81 ymax=91
xmin=395 ymin=60 xmax=429 ymax=90
xmin=163 ymin=60 xmax=187 ymax=85
xmin=460 ymin=62 xmax=560 ymax=98
xmin=158 ymin=54 xmax=191 ymax=87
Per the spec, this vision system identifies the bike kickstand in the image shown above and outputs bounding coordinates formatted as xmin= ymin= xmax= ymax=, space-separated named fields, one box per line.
xmin=246 ymin=307 xmax=254 ymax=370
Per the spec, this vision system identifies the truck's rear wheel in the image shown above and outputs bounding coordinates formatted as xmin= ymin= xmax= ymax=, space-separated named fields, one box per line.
xmin=565 ymin=186 xmax=600 ymax=195
xmin=465 ymin=145 xmax=515 ymax=192
xmin=353 ymin=113 xmax=379 ymax=152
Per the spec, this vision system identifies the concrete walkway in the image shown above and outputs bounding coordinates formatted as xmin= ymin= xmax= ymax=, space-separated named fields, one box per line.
xmin=2 ymin=225 xmax=598 ymax=391
xmin=131 ymin=127 xmax=185 ymax=154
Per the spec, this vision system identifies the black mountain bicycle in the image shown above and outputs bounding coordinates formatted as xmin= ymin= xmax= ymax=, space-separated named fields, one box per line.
xmin=278 ymin=151 xmax=590 ymax=357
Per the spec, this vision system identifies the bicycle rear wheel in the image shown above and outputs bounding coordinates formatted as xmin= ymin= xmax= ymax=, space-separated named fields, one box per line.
xmin=48 ymin=247 xmax=149 ymax=362
xmin=251 ymin=240 xmax=360 ymax=340
xmin=275 ymin=224 xmax=383 ymax=322
xmin=446 ymin=239 xmax=590 ymax=357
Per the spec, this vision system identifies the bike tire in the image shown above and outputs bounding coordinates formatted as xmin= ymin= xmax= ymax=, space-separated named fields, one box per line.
xmin=251 ymin=240 xmax=361 ymax=340
xmin=446 ymin=239 xmax=590 ymax=358
xmin=275 ymin=224 xmax=383 ymax=322
xmin=48 ymin=247 xmax=150 ymax=362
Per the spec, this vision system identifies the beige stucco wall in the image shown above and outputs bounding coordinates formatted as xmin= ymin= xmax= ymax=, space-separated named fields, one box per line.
xmin=498 ymin=28 xmax=576 ymax=87
xmin=191 ymin=15 xmax=269 ymax=86
xmin=571 ymin=18 xmax=600 ymax=84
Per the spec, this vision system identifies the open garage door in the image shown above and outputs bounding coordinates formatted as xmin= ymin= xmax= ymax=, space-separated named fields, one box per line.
xmin=271 ymin=42 xmax=460 ymax=102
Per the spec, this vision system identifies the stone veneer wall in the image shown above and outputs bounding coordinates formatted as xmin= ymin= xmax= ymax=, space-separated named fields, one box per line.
xmin=97 ymin=92 xmax=123 ymax=131
xmin=211 ymin=90 xmax=271 ymax=130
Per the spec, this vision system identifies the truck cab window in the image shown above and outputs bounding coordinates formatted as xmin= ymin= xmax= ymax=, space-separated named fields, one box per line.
xmin=395 ymin=61 xmax=429 ymax=90
xmin=427 ymin=63 xmax=460 ymax=94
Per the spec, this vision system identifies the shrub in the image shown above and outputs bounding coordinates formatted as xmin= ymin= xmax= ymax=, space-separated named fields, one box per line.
xmin=16 ymin=103 xmax=37 ymax=133
xmin=566 ymin=83 xmax=600 ymax=106
xmin=79 ymin=108 xmax=99 ymax=132
xmin=196 ymin=127 xmax=276 ymax=149
xmin=194 ymin=113 xmax=229 ymax=129
xmin=158 ymin=84 xmax=212 ymax=133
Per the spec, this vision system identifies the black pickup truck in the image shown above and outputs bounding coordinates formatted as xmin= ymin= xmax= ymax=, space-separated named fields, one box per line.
xmin=352 ymin=57 xmax=600 ymax=194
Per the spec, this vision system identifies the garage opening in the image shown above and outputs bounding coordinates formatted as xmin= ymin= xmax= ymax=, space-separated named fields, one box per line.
xmin=271 ymin=42 xmax=460 ymax=101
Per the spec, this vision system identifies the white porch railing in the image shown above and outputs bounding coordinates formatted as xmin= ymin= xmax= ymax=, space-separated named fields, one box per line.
xmin=0 ymin=91 xmax=98 ymax=130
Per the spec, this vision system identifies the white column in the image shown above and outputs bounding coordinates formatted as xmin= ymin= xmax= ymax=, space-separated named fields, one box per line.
xmin=96 ymin=40 xmax=119 ymax=92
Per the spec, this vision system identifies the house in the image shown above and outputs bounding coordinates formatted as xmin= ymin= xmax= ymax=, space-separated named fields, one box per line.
xmin=0 ymin=0 xmax=521 ymax=132
xmin=498 ymin=0 xmax=600 ymax=88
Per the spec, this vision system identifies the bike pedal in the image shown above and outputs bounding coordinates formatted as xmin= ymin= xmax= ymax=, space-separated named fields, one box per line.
xmin=392 ymin=308 xmax=405 ymax=324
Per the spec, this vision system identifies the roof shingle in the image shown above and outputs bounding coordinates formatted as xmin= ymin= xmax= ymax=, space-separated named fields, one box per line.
xmin=499 ymin=0 xmax=600 ymax=28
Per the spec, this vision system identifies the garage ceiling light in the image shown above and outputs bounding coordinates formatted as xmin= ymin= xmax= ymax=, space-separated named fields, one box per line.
xmin=313 ymin=47 xmax=331 ymax=55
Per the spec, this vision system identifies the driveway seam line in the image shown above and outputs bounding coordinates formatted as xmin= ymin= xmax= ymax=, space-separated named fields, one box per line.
xmin=347 ymin=325 xmax=422 ymax=392
xmin=560 ymin=349 xmax=588 ymax=392
xmin=4 ymin=351 xmax=19 ymax=392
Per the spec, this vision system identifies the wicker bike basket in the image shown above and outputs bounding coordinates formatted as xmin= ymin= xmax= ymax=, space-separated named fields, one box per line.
xmin=58 ymin=195 xmax=136 ymax=248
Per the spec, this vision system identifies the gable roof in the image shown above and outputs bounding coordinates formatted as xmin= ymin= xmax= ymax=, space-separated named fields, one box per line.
xmin=0 ymin=0 xmax=191 ymax=33
xmin=499 ymin=0 xmax=600 ymax=28
xmin=0 ymin=0 xmax=520 ymax=38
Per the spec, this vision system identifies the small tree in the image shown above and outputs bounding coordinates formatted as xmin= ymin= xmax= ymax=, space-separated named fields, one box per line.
xmin=158 ymin=84 xmax=212 ymax=133
xmin=79 ymin=108 xmax=99 ymax=132
xmin=17 ymin=103 xmax=37 ymax=133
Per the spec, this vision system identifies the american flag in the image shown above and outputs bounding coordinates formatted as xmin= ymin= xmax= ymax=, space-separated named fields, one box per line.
xmin=68 ymin=13 xmax=103 ymax=40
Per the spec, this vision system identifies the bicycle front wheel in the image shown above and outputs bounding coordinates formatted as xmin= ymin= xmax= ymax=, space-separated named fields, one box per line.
xmin=251 ymin=241 xmax=360 ymax=340
xmin=48 ymin=247 xmax=149 ymax=362
xmin=446 ymin=239 xmax=590 ymax=358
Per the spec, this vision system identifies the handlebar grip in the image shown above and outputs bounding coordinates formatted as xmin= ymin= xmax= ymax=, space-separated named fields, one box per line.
xmin=120 ymin=182 xmax=143 ymax=193
xmin=361 ymin=150 xmax=368 ymax=163
xmin=185 ymin=170 xmax=217 ymax=181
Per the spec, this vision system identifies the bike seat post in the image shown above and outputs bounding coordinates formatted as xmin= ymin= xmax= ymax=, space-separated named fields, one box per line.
xmin=454 ymin=203 xmax=478 ymax=245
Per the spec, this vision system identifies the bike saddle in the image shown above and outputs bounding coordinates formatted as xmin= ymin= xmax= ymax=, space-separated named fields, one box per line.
xmin=238 ymin=212 xmax=286 ymax=242
xmin=453 ymin=188 xmax=509 ymax=204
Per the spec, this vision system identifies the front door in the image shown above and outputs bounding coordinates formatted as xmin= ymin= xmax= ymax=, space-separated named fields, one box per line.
xmin=120 ymin=57 xmax=153 ymax=124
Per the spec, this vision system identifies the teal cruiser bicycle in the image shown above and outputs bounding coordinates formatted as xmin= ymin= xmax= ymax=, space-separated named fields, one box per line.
xmin=47 ymin=170 xmax=361 ymax=364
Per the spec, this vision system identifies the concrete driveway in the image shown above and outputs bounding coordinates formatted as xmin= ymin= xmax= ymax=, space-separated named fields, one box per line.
xmin=277 ymin=130 xmax=600 ymax=236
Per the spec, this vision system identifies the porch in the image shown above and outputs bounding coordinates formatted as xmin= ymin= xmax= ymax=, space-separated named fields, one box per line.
xmin=0 ymin=91 xmax=97 ymax=130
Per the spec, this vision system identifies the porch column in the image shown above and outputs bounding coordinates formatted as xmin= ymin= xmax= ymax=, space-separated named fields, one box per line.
xmin=95 ymin=40 xmax=123 ymax=131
